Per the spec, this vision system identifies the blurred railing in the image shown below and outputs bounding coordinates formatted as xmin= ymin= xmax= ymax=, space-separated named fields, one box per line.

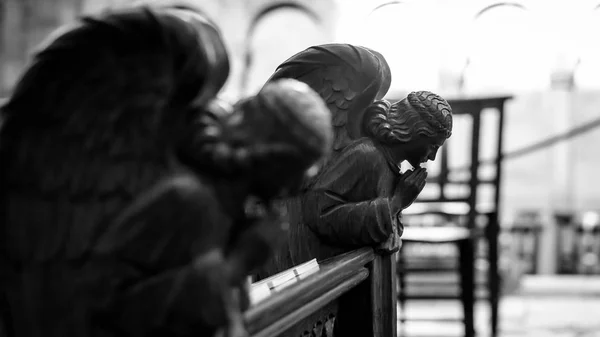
xmin=504 ymin=210 xmax=544 ymax=275
xmin=489 ymin=209 xmax=600 ymax=276
xmin=556 ymin=211 xmax=600 ymax=275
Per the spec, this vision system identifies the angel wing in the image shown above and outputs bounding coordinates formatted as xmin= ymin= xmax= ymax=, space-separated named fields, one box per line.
xmin=0 ymin=4 xmax=229 ymax=262
xmin=0 ymin=5 xmax=230 ymax=336
xmin=263 ymin=43 xmax=391 ymax=152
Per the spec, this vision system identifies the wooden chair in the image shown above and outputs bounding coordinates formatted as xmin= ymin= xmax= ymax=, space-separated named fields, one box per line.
xmin=242 ymin=248 xmax=397 ymax=337
xmin=396 ymin=96 xmax=511 ymax=337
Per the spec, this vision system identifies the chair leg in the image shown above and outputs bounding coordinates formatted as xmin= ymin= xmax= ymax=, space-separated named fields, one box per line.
xmin=487 ymin=213 xmax=501 ymax=337
xmin=490 ymin=283 xmax=499 ymax=337
xmin=458 ymin=238 xmax=475 ymax=337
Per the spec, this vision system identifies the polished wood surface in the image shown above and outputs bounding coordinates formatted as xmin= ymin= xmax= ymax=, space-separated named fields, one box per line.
xmin=245 ymin=247 xmax=397 ymax=337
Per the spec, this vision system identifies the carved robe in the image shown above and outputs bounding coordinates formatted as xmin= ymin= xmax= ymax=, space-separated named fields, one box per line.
xmin=256 ymin=138 xmax=400 ymax=337
xmin=259 ymin=137 xmax=402 ymax=275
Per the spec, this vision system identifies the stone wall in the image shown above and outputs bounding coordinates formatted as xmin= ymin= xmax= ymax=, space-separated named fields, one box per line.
xmin=0 ymin=0 xmax=339 ymax=99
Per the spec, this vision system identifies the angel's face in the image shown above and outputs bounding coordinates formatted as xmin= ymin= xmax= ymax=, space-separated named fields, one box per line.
xmin=391 ymin=134 xmax=447 ymax=168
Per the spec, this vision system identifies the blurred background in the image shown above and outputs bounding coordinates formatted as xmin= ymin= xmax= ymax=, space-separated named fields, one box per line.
xmin=2 ymin=0 xmax=600 ymax=336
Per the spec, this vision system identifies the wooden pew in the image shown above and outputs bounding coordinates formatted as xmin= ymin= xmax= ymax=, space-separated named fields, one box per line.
xmin=244 ymin=248 xmax=397 ymax=337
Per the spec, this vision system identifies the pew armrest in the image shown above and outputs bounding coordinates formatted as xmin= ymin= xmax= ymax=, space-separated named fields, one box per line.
xmin=245 ymin=247 xmax=375 ymax=337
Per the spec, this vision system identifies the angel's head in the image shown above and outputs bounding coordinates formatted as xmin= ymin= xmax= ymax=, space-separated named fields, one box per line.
xmin=230 ymin=79 xmax=333 ymax=199
xmin=365 ymin=91 xmax=452 ymax=168
xmin=181 ymin=79 xmax=333 ymax=201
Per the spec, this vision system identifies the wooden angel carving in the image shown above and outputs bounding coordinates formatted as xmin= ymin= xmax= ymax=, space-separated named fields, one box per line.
xmin=0 ymin=2 xmax=332 ymax=337
xmin=258 ymin=44 xmax=452 ymax=272
xmin=254 ymin=42 xmax=453 ymax=336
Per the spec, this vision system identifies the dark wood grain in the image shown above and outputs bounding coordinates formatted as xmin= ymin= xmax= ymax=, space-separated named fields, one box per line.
xmin=371 ymin=253 xmax=398 ymax=337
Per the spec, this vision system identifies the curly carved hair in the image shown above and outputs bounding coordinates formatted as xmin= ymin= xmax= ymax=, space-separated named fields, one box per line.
xmin=365 ymin=91 xmax=452 ymax=144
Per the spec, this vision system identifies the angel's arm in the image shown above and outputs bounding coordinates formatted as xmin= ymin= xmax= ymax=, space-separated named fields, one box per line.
xmin=224 ymin=210 xmax=288 ymax=285
xmin=87 ymin=173 xmax=236 ymax=336
xmin=303 ymin=141 xmax=399 ymax=247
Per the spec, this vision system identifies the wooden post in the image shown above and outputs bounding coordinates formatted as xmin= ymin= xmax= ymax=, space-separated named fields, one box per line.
xmin=371 ymin=253 xmax=397 ymax=337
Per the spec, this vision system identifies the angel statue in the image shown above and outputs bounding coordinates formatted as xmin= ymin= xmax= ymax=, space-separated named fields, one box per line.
xmin=0 ymin=2 xmax=333 ymax=337
xmin=255 ymin=43 xmax=453 ymax=336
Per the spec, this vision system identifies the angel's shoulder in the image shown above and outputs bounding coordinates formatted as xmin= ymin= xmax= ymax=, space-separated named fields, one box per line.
xmin=330 ymin=138 xmax=388 ymax=170
xmin=340 ymin=138 xmax=381 ymax=156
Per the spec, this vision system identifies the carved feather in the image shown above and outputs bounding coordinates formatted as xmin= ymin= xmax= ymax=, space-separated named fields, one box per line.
xmin=264 ymin=44 xmax=391 ymax=152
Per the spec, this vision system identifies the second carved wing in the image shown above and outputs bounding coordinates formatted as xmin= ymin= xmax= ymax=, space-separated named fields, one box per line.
xmin=263 ymin=43 xmax=391 ymax=152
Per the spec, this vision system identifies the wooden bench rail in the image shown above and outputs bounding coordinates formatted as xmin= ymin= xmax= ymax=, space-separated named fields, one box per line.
xmin=244 ymin=247 xmax=378 ymax=337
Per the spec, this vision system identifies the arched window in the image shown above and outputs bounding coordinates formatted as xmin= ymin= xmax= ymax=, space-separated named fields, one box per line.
xmin=574 ymin=6 xmax=600 ymax=90
xmin=242 ymin=5 xmax=326 ymax=96
xmin=463 ymin=3 xmax=551 ymax=94
xmin=353 ymin=1 xmax=441 ymax=95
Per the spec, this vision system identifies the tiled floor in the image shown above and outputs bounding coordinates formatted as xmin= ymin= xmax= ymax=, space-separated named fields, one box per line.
xmin=398 ymin=275 xmax=600 ymax=337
